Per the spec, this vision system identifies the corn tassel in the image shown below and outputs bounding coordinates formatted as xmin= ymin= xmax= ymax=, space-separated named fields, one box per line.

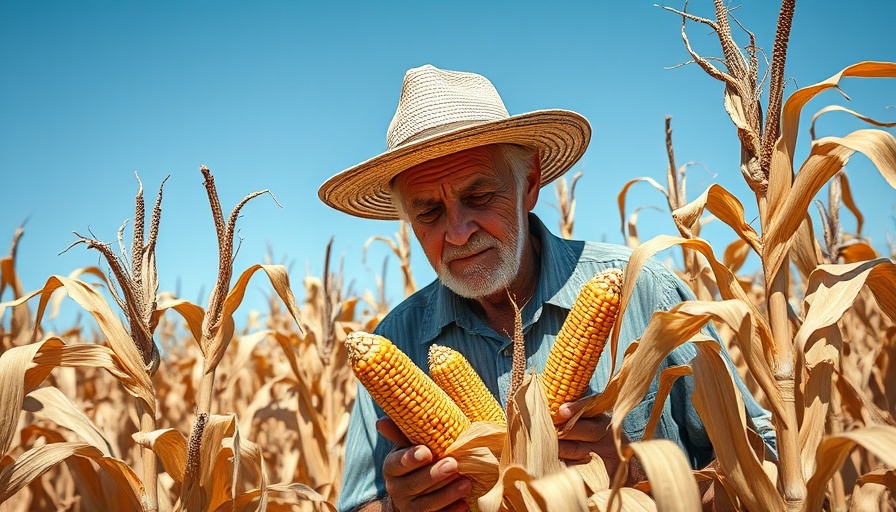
xmin=429 ymin=344 xmax=506 ymax=426
xmin=345 ymin=331 xmax=470 ymax=457
xmin=542 ymin=268 xmax=623 ymax=418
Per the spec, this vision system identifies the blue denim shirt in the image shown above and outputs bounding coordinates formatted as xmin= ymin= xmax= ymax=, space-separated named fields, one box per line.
xmin=337 ymin=214 xmax=776 ymax=511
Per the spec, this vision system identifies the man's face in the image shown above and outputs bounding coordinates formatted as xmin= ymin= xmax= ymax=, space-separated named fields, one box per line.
xmin=391 ymin=146 xmax=531 ymax=299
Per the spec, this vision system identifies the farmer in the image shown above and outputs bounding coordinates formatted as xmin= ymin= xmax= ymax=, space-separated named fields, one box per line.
xmin=319 ymin=64 xmax=775 ymax=512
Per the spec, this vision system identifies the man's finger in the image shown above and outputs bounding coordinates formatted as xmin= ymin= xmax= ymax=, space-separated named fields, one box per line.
xmin=558 ymin=414 xmax=611 ymax=442
xmin=376 ymin=416 xmax=411 ymax=448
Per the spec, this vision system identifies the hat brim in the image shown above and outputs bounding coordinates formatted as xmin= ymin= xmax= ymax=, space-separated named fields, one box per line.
xmin=318 ymin=109 xmax=591 ymax=220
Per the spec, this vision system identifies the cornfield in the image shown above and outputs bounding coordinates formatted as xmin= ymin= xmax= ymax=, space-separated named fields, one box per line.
xmin=1 ymin=2 xmax=894 ymax=511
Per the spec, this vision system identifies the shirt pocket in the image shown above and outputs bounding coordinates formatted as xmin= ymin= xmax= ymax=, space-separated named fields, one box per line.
xmin=620 ymin=390 xmax=659 ymax=442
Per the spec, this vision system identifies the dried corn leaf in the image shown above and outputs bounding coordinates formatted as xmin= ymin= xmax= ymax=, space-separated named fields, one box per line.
xmin=572 ymin=453 xmax=610 ymax=494
xmin=444 ymin=421 xmax=503 ymax=500
xmin=199 ymin=414 xmax=241 ymax=511
xmin=643 ymin=365 xmax=693 ymax=440
xmin=671 ymin=184 xmax=762 ymax=255
xmin=481 ymin=465 xmax=589 ymax=512
xmin=839 ymin=243 xmax=878 ymax=263
xmin=809 ymin=104 xmax=896 ymax=142
xmin=691 ymin=341 xmax=784 ymax=512
xmin=206 ymin=264 xmax=302 ymax=372
xmin=0 ymin=441 xmax=144 ymax=510
xmin=766 ymin=122 xmax=896 ymax=280
xmin=722 ymin=239 xmax=751 ymax=275
xmin=153 ymin=298 xmax=206 ymax=350
xmin=0 ymin=338 xmax=132 ymax=459
xmin=799 ymin=325 xmax=841 ymax=481
xmin=617 ymin=177 xmax=668 ymax=244
xmin=0 ymin=254 xmax=31 ymax=347
xmin=791 ymin=214 xmax=823 ymax=281
xmin=4 ymin=276 xmax=155 ymax=409
xmin=226 ymin=483 xmax=336 ymax=512
xmin=804 ymin=425 xmax=896 ymax=512
xmin=768 ymin=61 xmax=896 ymax=218
xmin=799 ymin=259 xmax=896 ymax=352
xmin=481 ymin=374 xmax=583 ymax=512
xmin=588 ymin=487 xmax=657 ymax=512
xmin=48 ymin=266 xmax=110 ymax=320
xmin=609 ymin=235 xmax=773 ymax=376
xmin=23 ymin=387 xmax=114 ymax=457
xmin=628 ymin=439 xmax=701 ymax=511
xmin=133 ymin=428 xmax=187 ymax=484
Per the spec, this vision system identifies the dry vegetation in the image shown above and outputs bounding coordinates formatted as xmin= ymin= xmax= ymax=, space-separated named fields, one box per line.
xmin=1 ymin=2 xmax=895 ymax=511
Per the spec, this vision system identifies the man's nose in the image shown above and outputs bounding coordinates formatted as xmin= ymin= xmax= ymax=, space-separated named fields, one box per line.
xmin=444 ymin=206 xmax=476 ymax=246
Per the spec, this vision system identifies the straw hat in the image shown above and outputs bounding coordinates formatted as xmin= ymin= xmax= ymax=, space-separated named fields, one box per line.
xmin=318 ymin=64 xmax=591 ymax=220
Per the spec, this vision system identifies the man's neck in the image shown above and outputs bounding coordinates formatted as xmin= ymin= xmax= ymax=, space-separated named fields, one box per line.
xmin=468 ymin=231 xmax=541 ymax=337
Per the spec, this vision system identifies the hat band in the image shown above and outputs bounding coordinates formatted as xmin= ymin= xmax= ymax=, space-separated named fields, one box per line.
xmin=393 ymin=119 xmax=492 ymax=149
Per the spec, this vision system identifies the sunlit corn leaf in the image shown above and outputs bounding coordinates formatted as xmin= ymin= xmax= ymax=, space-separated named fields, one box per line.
xmin=799 ymin=324 xmax=842 ymax=482
xmin=838 ymin=242 xmax=878 ymax=263
xmin=222 ymin=330 xmax=274 ymax=390
xmin=2 ymin=276 xmax=154 ymax=409
xmin=607 ymin=235 xmax=773 ymax=376
xmin=152 ymin=297 xmax=206 ymax=350
xmin=198 ymin=414 xmax=241 ymax=511
xmin=809 ymin=104 xmax=896 ymax=143
xmin=643 ymin=365 xmax=693 ymax=440
xmin=444 ymin=421 xmax=504 ymax=510
xmin=671 ymin=184 xmax=762 ymax=256
xmin=722 ymin=239 xmax=751 ymax=276
xmin=803 ymin=425 xmax=896 ymax=512
xmin=571 ymin=453 xmax=610 ymax=494
xmin=790 ymin=215 xmax=824 ymax=281
xmin=691 ymin=341 xmax=784 ymax=511
xmin=627 ymin=439 xmax=701 ymax=511
xmin=0 ymin=441 xmax=144 ymax=510
xmin=133 ymin=428 xmax=188 ymax=484
xmin=0 ymin=237 xmax=32 ymax=347
xmin=0 ymin=337 xmax=137 ymax=460
xmin=48 ymin=266 xmax=109 ymax=320
xmin=23 ymin=386 xmax=114 ymax=457
xmin=480 ymin=374 xmax=589 ymax=511
xmin=267 ymin=335 xmax=332 ymax=482
xmin=588 ymin=487 xmax=657 ymax=512
xmin=617 ymin=177 xmax=669 ymax=246
xmin=798 ymin=259 xmax=896 ymax=351
xmin=224 ymin=482 xmax=336 ymax=512
xmin=205 ymin=264 xmax=301 ymax=373
xmin=765 ymin=61 xmax=896 ymax=281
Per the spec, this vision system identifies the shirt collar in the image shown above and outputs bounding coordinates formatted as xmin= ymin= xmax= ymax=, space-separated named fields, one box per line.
xmin=417 ymin=213 xmax=585 ymax=344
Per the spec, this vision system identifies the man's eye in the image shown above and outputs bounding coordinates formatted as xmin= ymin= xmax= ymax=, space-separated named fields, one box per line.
xmin=467 ymin=193 xmax=492 ymax=206
xmin=416 ymin=209 xmax=440 ymax=223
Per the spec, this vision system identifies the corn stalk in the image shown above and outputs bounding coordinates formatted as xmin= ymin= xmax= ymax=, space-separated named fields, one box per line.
xmin=65 ymin=174 xmax=168 ymax=511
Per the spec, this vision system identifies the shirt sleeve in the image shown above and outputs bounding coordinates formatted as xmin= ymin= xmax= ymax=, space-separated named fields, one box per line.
xmin=336 ymin=382 xmax=391 ymax=511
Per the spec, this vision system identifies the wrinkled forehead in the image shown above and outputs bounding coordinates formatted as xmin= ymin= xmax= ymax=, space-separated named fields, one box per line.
xmin=390 ymin=145 xmax=509 ymax=193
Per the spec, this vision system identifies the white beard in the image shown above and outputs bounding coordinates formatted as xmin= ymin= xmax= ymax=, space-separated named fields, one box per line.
xmin=436 ymin=198 xmax=526 ymax=299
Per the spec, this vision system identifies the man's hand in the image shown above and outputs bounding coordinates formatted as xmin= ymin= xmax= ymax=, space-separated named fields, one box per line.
xmin=554 ymin=406 xmax=645 ymax=485
xmin=376 ymin=417 xmax=471 ymax=512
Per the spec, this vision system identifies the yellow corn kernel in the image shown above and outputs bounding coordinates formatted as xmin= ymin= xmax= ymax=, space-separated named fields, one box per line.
xmin=542 ymin=268 xmax=623 ymax=418
xmin=345 ymin=331 xmax=470 ymax=457
xmin=429 ymin=344 xmax=506 ymax=426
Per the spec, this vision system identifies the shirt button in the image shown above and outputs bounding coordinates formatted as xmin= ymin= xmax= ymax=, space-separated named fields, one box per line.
xmin=502 ymin=346 xmax=512 ymax=356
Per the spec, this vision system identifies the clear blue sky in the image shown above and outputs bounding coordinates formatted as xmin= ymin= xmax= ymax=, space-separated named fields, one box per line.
xmin=2 ymin=1 xmax=894 ymax=331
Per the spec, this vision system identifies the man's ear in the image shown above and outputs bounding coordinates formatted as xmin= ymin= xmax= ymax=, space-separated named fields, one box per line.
xmin=523 ymin=152 xmax=541 ymax=211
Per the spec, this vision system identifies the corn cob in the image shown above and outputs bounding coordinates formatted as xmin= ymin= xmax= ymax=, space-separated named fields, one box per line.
xmin=542 ymin=268 xmax=623 ymax=418
xmin=345 ymin=331 xmax=470 ymax=457
xmin=429 ymin=344 xmax=506 ymax=426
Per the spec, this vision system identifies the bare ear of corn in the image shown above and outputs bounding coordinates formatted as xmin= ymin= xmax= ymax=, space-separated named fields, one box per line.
xmin=429 ymin=344 xmax=506 ymax=426
xmin=345 ymin=331 xmax=470 ymax=457
xmin=542 ymin=268 xmax=623 ymax=418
